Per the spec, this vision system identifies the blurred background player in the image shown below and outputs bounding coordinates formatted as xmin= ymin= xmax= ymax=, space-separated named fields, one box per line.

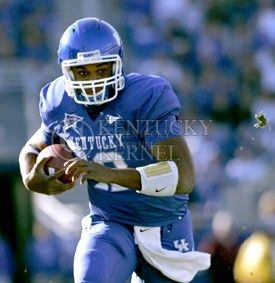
xmin=18 ymin=17 xmax=210 ymax=283
xmin=24 ymin=222 xmax=61 ymax=283
xmin=198 ymin=210 xmax=246 ymax=283
xmin=234 ymin=190 xmax=275 ymax=283
xmin=0 ymin=228 xmax=15 ymax=283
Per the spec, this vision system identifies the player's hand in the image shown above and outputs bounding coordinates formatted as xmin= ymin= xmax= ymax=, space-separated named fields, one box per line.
xmin=64 ymin=158 xmax=109 ymax=184
xmin=25 ymin=156 xmax=76 ymax=195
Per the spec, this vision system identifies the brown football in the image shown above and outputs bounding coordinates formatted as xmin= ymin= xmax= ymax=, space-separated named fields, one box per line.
xmin=37 ymin=144 xmax=75 ymax=183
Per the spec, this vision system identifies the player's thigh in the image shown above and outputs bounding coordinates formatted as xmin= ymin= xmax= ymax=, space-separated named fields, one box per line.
xmin=74 ymin=221 xmax=138 ymax=283
xmin=138 ymin=210 xmax=194 ymax=283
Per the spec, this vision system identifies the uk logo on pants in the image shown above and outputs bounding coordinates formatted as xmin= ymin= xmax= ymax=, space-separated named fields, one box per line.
xmin=173 ymin=239 xmax=190 ymax=252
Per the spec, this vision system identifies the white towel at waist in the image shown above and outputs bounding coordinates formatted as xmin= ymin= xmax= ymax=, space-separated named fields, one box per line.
xmin=134 ymin=226 xmax=210 ymax=283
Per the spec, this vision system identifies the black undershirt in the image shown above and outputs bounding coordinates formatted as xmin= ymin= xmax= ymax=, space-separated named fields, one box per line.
xmin=84 ymin=104 xmax=108 ymax=120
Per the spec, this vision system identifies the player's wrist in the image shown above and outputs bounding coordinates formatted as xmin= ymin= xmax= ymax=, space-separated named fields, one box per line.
xmin=86 ymin=163 xmax=113 ymax=183
xmin=99 ymin=167 xmax=141 ymax=190
xmin=24 ymin=172 xmax=45 ymax=193
xmin=101 ymin=167 xmax=117 ymax=184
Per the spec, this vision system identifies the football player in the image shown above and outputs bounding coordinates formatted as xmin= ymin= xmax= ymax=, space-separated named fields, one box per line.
xmin=19 ymin=18 xmax=210 ymax=283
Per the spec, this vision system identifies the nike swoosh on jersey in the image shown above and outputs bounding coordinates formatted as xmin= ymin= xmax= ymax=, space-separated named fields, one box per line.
xmin=139 ymin=227 xmax=151 ymax=232
xmin=155 ymin=186 xmax=167 ymax=192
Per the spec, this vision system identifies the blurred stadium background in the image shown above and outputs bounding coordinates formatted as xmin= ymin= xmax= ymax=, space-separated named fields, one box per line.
xmin=1 ymin=0 xmax=275 ymax=282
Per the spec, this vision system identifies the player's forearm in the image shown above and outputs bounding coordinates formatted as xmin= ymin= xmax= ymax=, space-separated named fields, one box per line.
xmin=19 ymin=139 xmax=44 ymax=182
xmin=19 ymin=149 xmax=38 ymax=187
xmin=104 ymin=168 xmax=141 ymax=191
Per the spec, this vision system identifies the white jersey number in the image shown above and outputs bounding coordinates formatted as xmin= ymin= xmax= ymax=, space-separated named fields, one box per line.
xmin=93 ymin=151 xmax=129 ymax=192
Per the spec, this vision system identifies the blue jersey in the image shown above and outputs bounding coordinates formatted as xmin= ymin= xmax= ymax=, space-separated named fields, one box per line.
xmin=39 ymin=73 xmax=189 ymax=226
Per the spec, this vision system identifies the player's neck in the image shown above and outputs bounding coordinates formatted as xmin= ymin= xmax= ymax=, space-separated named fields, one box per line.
xmin=84 ymin=104 xmax=107 ymax=120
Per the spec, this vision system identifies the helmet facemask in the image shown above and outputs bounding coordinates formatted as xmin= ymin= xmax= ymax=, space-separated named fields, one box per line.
xmin=62 ymin=51 xmax=124 ymax=106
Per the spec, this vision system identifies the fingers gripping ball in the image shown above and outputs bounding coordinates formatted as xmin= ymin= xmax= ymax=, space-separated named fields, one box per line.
xmin=37 ymin=144 xmax=75 ymax=183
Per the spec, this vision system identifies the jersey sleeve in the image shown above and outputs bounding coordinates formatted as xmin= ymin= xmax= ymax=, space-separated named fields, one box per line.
xmin=138 ymin=78 xmax=183 ymax=146
xmin=38 ymin=83 xmax=58 ymax=145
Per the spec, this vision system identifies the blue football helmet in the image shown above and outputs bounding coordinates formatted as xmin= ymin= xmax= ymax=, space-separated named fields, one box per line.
xmin=57 ymin=17 xmax=125 ymax=105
